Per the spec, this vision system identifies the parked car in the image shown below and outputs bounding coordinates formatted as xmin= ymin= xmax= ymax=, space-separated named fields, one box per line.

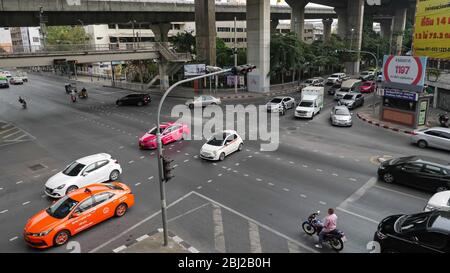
xmin=410 ymin=127 xmax=450 ymax=152
xmin=138 ymin=122 xmax=190 ymax=149
xmin=1 ymin=71 xmax=12 ymax=78
xmin=378 ymin=155 xmax=450 ymax=193
xmin=330 ymin=105 xmax=352 ymax=127
xmin=185 ymin=95 xmax=221 ymax=109
xmin=200 ymin=130 xmax=243 ymax=161
xmin=359 ymin=81 xmax=375 ymax=93
xmin=0 ymin=77 xmax=9 ymax=88
xmin=424 ymin=191 xmax=450 ymax=211
xmin=17 ymin=72 xmax=28 ymax=82
xmin=334 ymin=79 xmax=362 ymax=100
xmin=116 ymin=93 xmax=151 ymax=106
xmin=359 ymin=70 xmax=375 ymax=81
xmin=374 ymin=210 xmax=450 ymax=253
xmin=9 ymin=76 xmax=24 ymax=85
xmin=24 ymin=182 xmax=134 ymax=248
xmin=44 ymin=153 xmax=123 ymax=198
xmin=338 ymin=93 xmax=364 ymax=109
xmin=266 ymin=96 xmax=295 ymax=113
xmin=326 ymin=73 xmax=347 ymax=85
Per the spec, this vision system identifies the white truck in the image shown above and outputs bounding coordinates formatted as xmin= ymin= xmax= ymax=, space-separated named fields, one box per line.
xmin=295 ymin=86 xmax=324 ymax=119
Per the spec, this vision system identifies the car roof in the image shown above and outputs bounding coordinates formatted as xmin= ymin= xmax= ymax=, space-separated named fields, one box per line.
xmin=428 ymin=211 xmax=450 ymax=233
xmin=333 ymin=105 xmax=350 ymax=111
xmin=424 ymin=127 xmax=450 ymax=133
xmin=76 ymin=153 xmax=112 ymax=165
xmin=68 ymin=183 xmax=116 ymax=202
xmin=399 ymin=155 xmax=450 ymax=168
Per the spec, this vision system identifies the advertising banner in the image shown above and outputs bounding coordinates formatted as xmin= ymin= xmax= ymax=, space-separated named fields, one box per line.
xmin=382 ymin=88 xmax=419 ymax=101
xmin=413 ymin=0 xmax=450 ymax=59
xmin=184 ymin=64 xmax=206 ymax=77
xmin=382 ymin=55 xmax=428 ymax=92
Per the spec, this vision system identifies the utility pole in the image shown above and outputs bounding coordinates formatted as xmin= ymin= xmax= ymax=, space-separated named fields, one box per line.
xmin=234 ymin=17 xmax=238 ymax=94
xmin=131 ymin=20 xmax=136 ymax=48
xmin=39 ymin=7 xmax=47 ymax=50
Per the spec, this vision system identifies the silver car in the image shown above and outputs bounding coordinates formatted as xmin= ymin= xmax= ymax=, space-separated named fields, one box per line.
xmin=330 ymin=105 xmax=352 ymax=127
xmin=185 ymin=95 xmax=221 ymax=109
xmin=265 ymin=96 xmax=295 ymax=112
xmin=411 ymin=127 xmax=450 ymax=151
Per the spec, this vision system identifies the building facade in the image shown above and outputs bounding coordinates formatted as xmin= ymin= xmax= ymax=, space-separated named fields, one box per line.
xmin=9 ymin=27 xmax=41 ymax=53
xmin=0 ymin=27 xmax=12 ymax=53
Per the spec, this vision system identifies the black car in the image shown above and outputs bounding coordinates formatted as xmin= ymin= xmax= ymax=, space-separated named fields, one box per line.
xmin=116 ymin=93 xmax=151 ymax=106
xmin=374 ymin=210 xmax=450 ymax=253
xmin=378 ymin=156 xmax=450 ymax=193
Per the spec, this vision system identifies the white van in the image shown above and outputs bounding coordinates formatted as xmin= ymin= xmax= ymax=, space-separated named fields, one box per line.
xmin=295 ymin=86 xmax=324 ymax=119
xmin=334 ymin=79 xmax=362 ymax=100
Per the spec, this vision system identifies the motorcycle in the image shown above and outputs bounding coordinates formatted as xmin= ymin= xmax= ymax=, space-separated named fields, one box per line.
xmin=439 ymin=113 xmax=449 ymax=128
xmin=70 ymin=93 xmax=77 ymax=103
xmin=78 ymin=90 xmax=88 ymax=99
xmin=301 ymin=211 xmax=347 ymax=252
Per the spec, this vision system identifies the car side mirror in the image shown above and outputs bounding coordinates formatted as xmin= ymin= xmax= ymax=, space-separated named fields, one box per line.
xmin=82 ymin=172 xmax=88 ymax=177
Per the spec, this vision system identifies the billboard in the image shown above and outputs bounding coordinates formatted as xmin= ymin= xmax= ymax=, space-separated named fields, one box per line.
xmin=184 ymin=64 xmax=206 ymax=77
xmin=413 ymin=0 xmax=450 ymax=59
xmin=382 ymin=55 xmax=428 ymax=92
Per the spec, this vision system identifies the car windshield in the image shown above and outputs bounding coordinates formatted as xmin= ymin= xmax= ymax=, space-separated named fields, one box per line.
xmin=62 ymin=162 xmax=85 ymax=176
xmin=46 ymin=196 xmax=79 ymax=219
xmin=0 ymin=79 xmax=7 ymax=83
xmin=335 ymin=109 xmax=349 ymax=115
xmin=361 ymin=72 xmax=369 ymax=75
xmin=343 ymin=94 xmax=354 ymax=100
xmin=395 ymin=213 xmax=429 ymax=233
xmin=299 ymin=101 xmax=313 ymax=107
xmin=147 ymin=127 xmax=164 ymax=135
xmin=362 ymin=82 xmax=372 ymax=86
xmin=305 ymin=80 xmax=313 ymax=84
xmin=207 ymin=134 xmax=227 ymax=146
xmin=270 ymin=98 xmax=282 ymax=103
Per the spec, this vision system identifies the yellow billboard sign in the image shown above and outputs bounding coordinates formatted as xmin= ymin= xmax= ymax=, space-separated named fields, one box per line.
xmin=413 ymin=0 xmax=450 ymax=59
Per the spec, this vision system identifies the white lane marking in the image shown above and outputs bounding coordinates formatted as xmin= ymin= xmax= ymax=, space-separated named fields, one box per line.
xmin=268 ymin=183 xmax=274 ymax=186
xmin=246 ymin=149 xmax=251 ymax=152
xmin=248 ymin=155 xmax=253 ymax=158
xmin=194 ymin=155 xmax=199 ymax=159
xmin=173 ymin=164 xmax=178 ymax=168
xmin=140 ymin=156 xmax=145 ymax=159
xmin=135 ymin=183 xmax=141 ymax=186
xmin=167 ymin=203 xmax=210 ymax=223
xmin=148 ymin=176 xmax=154 ymax=180
xmin=316 ymin=169 xmax=323 ymax=172
xmin=33 ymin=175 xmax=40 ymax=178
xmin=0 ymin=188 xmax=3 ymax=190
xmin=374 ymin=185 xmax=428 ymax=201
xmin=0 ymin=127 xmax=18 ymax=136
xmin=89 ymin=192 xmax=194 ymax=253
xmin=184 ymin=159 xmax=189 ymax=163
xmin=9 ymin=236 xmax=18 ymax=242
xmin=112 ymin=245 xmax=127 ymax=253
xmin=185 ymin=153 xmax=190 ymax=156
xmin=313 ymin=150 xmax=318 ymax=153
xmin=287 ymin=241 xmax=301 ymax=253
xmin=119 ymin=146 xmax=124 ymax=149
xmin=332 ymin=173 xmax=339 ymax=176
xmin=289 ymin=161 xmax=294 ymax=164
xmin=16 ymin=181 xmax=23 ymax=184
xmin=207 ymin=179 xmax=213 ymax=183
xmin=248 ymin=221 xmax=262 ymax=253
xmin=22 ymin=201 xmax=31 ymax=206
xmin=128 ymin=161 xmax=134 ymax=164
xmin=197 ymin=186 xmax=202 ymax=190
xmin=235 ymin=163 xmax=240 ymax=166
xmin=52 ymin=169 xmax=58 ymax=172
xmin=256 ymin=178 xmax=262 ymax=182
xmin=218 ymin=173 xmax=222 ymax=177
xmin=212 ymin=203 xmax=226 ymax=253
xmin=193 ymin=191 xmax=317 ymax=253
xmin=244 ymin=174 xmax=249 ymax=177
xmin=300 ymin=194 xmax=307 ymax=198
xmin=151 ymin=152 xmax=155 ymax=155
xmin=0 ymin=210 xmax=8 ymax=214
xmin=339 ymin=155 xmax=345 ymax=158
xmin=302 ymin=165 xmax=308 ymax=168
xmin=222 ymin=166 xmax=227 ymax=169
xmin=283 ymin=188 xmax=290 ymax=192
xmin=337 ymin=207 xmax=379 ymax=224
xmin=233 ymin=170 xmax=238 ymax=173
xmin=349 ymin=178 xmax=357 ymax=182
xmin=338 ymin=177 xmax=377 ymax=209
xmin=319 ymin=201 xmax=327 ymax=205
xmin=177 ymin=150 xmax=180 ymax=153
xmin=212 ymin=163 xmax=217 ymax=166
xmin=136 ymin=234 xmax=150 ymax=242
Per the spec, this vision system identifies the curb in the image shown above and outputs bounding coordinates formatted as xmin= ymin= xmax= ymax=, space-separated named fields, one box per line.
xmin=111 ymin=228 xmax=199 ymax=253
xmin=356 ymin=112 xmax=415 ymax=135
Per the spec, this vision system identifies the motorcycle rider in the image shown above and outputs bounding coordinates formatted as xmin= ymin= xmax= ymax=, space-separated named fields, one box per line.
xmin=315 ymin=208 xmax=338 ymax=249
xmin=18 ymin=96 xmax=27 ymax=108
xmin=439 ymin=112 xmax=449 ymax=128
xmin=80 ymin=87 xmax=87 ymax=98
xmin=70 ymin=89 xmax=77 ymax=102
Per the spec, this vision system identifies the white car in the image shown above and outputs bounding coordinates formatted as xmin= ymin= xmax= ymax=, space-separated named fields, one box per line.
xmin=9 ymin=76 xmax=24 ymax=85
xmin=44 ymin=153 xmax=122 ymax=198
xmin=327 ymin=73 xmax=347 ymax=85
xmin=410 ymin=127 xmax=450 ymax=151
xmin=424 ymin=191 xmax=450 ymax=211
xmin=265 ymin=96 xmax=295 ymax=113
xmin=185 ymin=95 xmax=221 ymax=108
xmin=200 ymin=130 xmax=243 ymax=161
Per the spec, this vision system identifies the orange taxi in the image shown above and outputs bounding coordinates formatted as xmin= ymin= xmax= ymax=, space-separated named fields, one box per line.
xmin=24 ymin=182 xmax=134 ymax=248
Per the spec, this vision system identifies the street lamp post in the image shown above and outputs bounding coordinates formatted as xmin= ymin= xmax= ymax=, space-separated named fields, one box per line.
xmin=156 ymin=68 xmax=232 ymax=246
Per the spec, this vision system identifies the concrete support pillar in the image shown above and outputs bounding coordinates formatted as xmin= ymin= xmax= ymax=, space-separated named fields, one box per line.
xmin=335 ymin=8 xmax=347 ymax=40
xmin=195 ymin=0 xmax=216 ymax=66
xmin=247 ymin=0 xmax=270 ymax=93
xmin=158 ymin=61 xmax=170 ymax=91
xmin=345 ymin=0 xmax=364 ymax=75
xmin=149 ymin=23 xmax=171 ymax=42
xmin=286 ymin=0 xmax=307 ymax=41
xmin=379 ymin=18 xmax=393 ymax=54
xmin=271 ymin=19 xmax=279 ymax=34
xmin=322 ymin=18 xmax=333 ymax=43
xmin=392 ymin=6 xmax=407 ymax=56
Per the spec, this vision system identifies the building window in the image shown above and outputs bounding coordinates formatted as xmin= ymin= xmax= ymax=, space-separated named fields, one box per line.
xmin=222 ymin=38 xmax=231 ymax=42
xmin=108 ymin=24 xmax=116 ymax=29
xmin=217 ymin=27 xmax=231 ymax=32
xmin=383 ymin=97 xmax=416 ymax=112
xmin=172 ymin=24 xmax=181 ymax=30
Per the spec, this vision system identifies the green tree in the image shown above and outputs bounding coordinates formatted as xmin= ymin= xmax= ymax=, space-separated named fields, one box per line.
xmin=46 ymin=26 xmax=90 ymax=46
xmin=309 ymin=35 xmax=346 ymax=75
xmin=169 ymin=30 xmax=196 ymax=54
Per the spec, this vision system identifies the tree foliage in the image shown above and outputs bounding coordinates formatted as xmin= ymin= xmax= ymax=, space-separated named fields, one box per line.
xmin=169 ymin=30 xmax=196 ymax=54
xmin=46 ymin=26 xmax=90 ymax=45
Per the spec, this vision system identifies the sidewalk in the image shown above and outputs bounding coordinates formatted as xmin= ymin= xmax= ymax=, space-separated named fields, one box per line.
xmin=356 ymin=103 xmax=441 ymax=135
xmin=113 ymin=229 xmax=198 ymax=253
xmin=35 ymin=72 xmax=299 ymax=101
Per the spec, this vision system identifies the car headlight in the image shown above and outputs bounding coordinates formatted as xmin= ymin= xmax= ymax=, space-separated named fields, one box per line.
xmin=31 ymin=229 xmax=52 ymax=237
xmin=379 ymin=165 xmax=386 ymax=170
xmin=424 ymin=204 xmax=435 ymax=211
xmin=56 ymin=184 xmax=66 ymax=190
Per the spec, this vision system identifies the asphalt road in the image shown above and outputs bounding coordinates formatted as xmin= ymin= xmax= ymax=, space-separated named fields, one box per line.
xmin=0 ymin=73 xmax=447 ymax=253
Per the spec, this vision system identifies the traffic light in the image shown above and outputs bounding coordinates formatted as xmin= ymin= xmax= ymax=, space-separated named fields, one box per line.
xmin=162 ymin=156 xmax=174 ymax=182
xmin=231 ymin=64 xmax=256 ymax=75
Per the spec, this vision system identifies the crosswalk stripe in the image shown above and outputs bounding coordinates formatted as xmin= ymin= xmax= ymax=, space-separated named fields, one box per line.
xmin=248 ymin=221 xmax=262 ymax=253
xmin=212 ymin=204 xmax=226 ymax=253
